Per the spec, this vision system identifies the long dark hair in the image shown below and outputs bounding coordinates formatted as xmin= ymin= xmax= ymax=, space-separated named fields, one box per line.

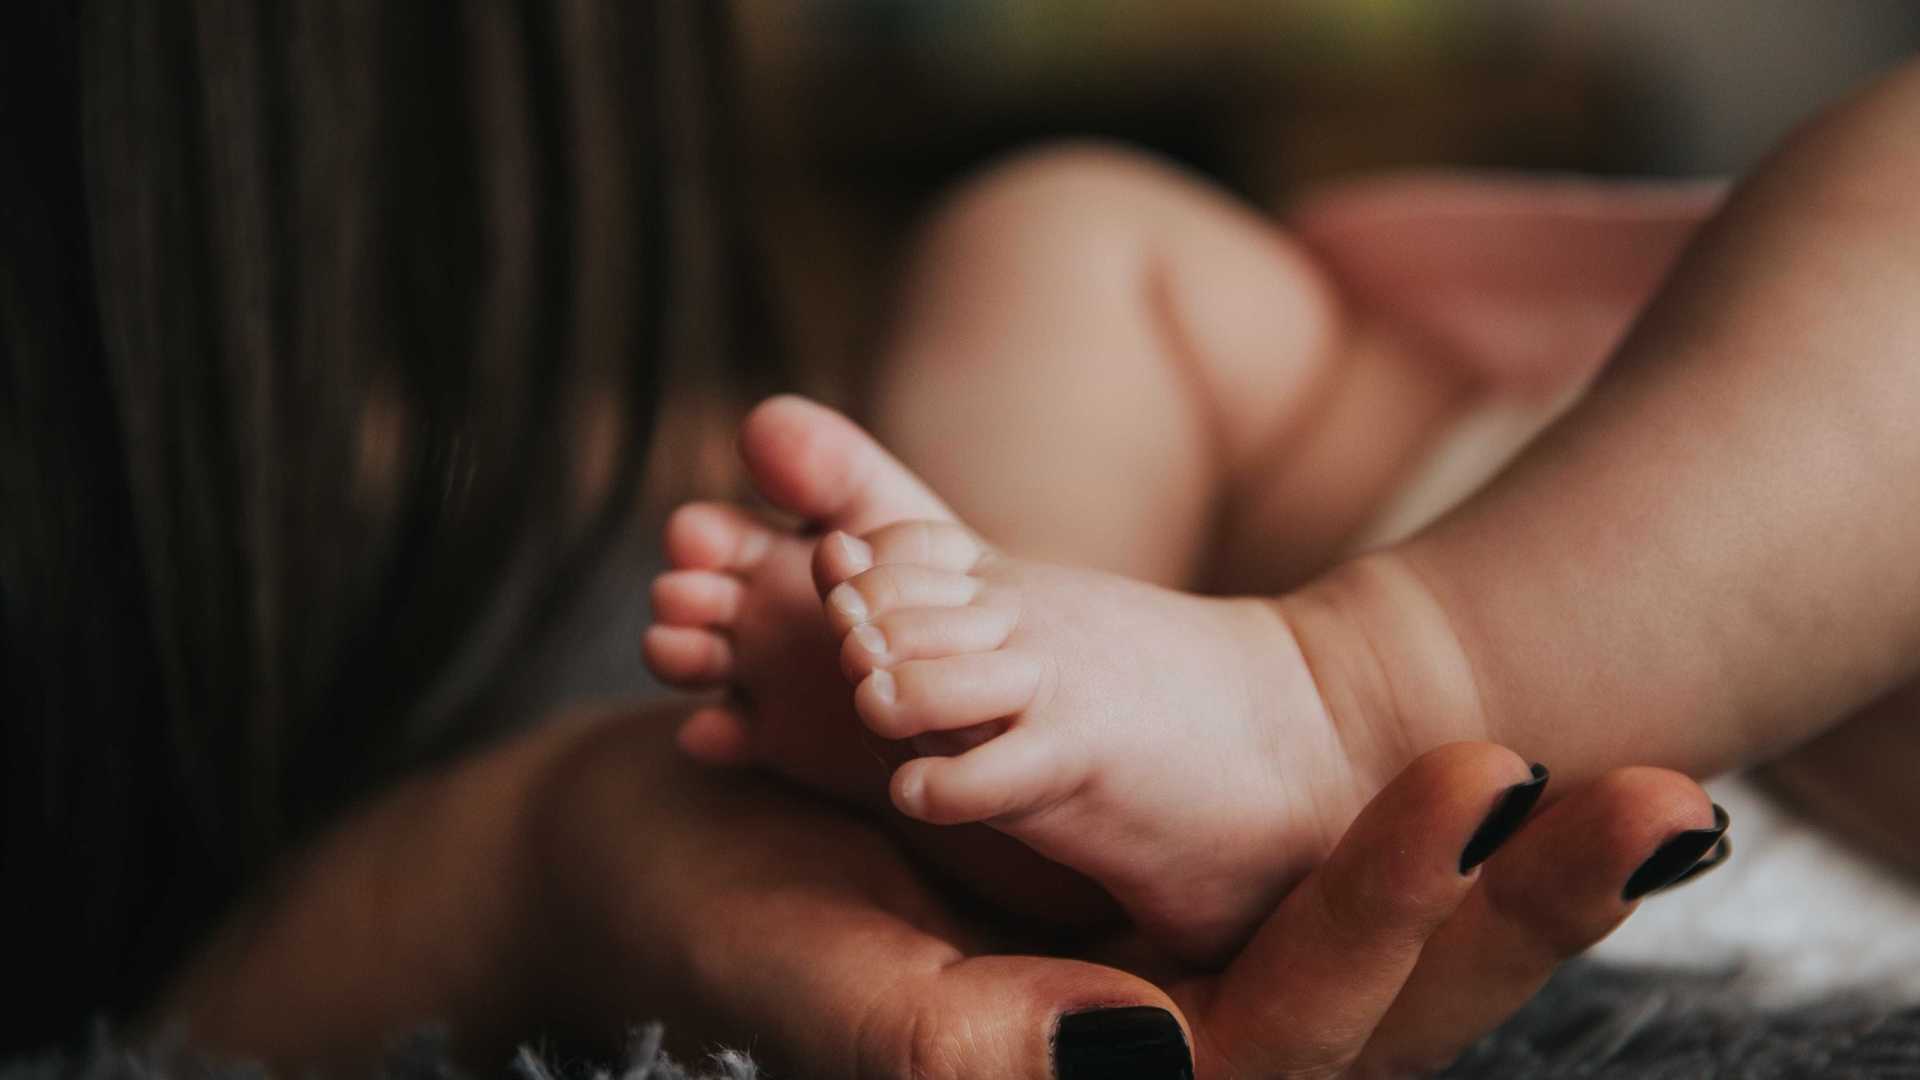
xmin=1 ymin=0 xmax=766 ymax=1052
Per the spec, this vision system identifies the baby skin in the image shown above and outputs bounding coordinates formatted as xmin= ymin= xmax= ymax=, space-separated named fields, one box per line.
xmin=651 ymin=60 xmax=1920 ymax=962
xmin=654 ymin=398 xmax=1381 ymax=959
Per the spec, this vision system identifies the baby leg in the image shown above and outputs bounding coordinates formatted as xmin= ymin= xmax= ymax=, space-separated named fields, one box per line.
xmin=648 ymin=144 xmax=1357 ymax=780
xmin=868 ymin=143 xmax=1370 ymax=588
xmin=1311 ymin=58 xmax=1920 ymax=792
xmin=869 ymin=147 xmax=1715 ymax=596
xmin=1214 ymin=173 xmax=1720 ymax=593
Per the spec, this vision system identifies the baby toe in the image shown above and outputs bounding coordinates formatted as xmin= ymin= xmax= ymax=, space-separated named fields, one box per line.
xmin=855 ymin=651 xmax=1042 ymax=740
xmin=814 ymin=519 xmax=983 ymax=595
xmin=675 ymin=705 xmax=757 ymax=766
xmin=643 ymin=624 xmax=735 ymax=687
xmin=840 ymin=604 xmax=1020 ymax=681
xmin=864 ymin=519 xmax=988 ymax=572
xmin=823 ymin=563 xmax=981 ymax=635
xmin=650 ymin=570 xmax=745 ymax=628
xmin=892 ymin=728 xmax=1075 ymax=825
xmin=662 ymin=502 xmax=774 ymax=572
xmin=737 ymin=394 xmax=955 ymax=533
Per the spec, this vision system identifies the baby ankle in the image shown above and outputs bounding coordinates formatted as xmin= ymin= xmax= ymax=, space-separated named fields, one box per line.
xmin=1271 ymin=553 xmax=1492 ymax=789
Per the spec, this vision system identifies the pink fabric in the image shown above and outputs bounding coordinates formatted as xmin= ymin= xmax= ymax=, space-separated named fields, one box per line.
xmin=1289 ymin=173 xmax=1726 ymax=391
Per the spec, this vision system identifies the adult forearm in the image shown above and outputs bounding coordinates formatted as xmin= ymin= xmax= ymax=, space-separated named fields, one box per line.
xmin=148 ymin=719 xmax=574 ymax=1072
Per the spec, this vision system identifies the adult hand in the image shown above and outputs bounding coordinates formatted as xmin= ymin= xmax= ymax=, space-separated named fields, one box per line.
xmin=531 ymin=705 xmax=1726 ymax=1078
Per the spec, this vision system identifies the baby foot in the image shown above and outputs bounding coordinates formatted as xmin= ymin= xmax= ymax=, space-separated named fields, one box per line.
xmin=804 ymin=479 xmax=1384 ymax=966
xmin=643 ymin=395 xmax=956 ymax=802
xmin=646 ymin=397 xmax=1130 ymax=926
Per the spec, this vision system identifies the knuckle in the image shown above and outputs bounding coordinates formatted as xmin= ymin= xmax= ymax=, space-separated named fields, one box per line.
xmin=897 ymin=997 xmax=969 ymax=1080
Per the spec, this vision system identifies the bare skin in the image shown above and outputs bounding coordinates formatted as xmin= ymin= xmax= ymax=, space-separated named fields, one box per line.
xmin=652 ymin=398 xmax=1357 ymax=959
xmin=649 ymin=59 xmax=1920 ymax=963
xmin=155 ymin=700 xmax=1721 ymax=1078
xmin=1381 ymin=59 xmax=1920 ymax=792
xmin=648 ymin=162 xmax=1726 ymax=959
xmin=864 ymin=145 xmax=1719 ymax=595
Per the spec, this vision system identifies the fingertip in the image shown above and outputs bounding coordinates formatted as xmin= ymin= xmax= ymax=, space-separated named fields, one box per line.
xmin=1052 ymin=1005 xmax=1195 ymax=1080
xmin=1356 ymin=767 xmax=1722 ymax=1072
xmin=1458 ymin=762 xmax=1550 ymax=874
xmin=1471 ymin=766 xmax=1718 ymax=956
xmin=1622 ymin=802 xmax=1731 ymax=901
xmin=1323 ymin=742 xmax=1536 ymax=913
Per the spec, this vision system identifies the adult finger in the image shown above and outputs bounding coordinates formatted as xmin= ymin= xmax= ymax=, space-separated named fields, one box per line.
xmin=536 ymin=707 xmax=1199 ymax=1080
xmin=685 ymin=884 xmax=1198 ymax=1080
xmin=1357 ymin=766 xmax=1727 ymax=1075
xmin=1189 ymin=742 xmax=1537 ymax=1079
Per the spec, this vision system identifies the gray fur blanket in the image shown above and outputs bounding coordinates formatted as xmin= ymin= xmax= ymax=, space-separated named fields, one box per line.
xmin=9 ymin=963 xmax=1920 ymax=1079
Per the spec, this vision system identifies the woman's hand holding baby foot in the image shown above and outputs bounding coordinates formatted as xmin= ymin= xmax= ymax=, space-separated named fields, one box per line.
xmin=719 ymin=398 xmax=1394 ymax=964
xmin=817 ymin=517 xmax=1371 ymax=963
xmin=646 ymin=395 xmax=1136 ymax=923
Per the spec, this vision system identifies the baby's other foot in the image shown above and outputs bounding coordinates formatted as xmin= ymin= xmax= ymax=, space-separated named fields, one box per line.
xmin=646 ymin=397 xmax=1122 ymax=925
xmin=817 ymin=513 xmax=1383 ymax=964
xmin=642 ymin=396 xmax=957 ymax=799
xmin=644 ymin=499 xmax=881 ymax=799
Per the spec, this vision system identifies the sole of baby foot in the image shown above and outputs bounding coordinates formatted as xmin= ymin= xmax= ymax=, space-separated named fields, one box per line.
xmin=817 ymin=515 xmax=1387 ymax=965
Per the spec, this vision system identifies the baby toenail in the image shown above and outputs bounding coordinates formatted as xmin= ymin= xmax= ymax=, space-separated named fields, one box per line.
xmin=852 ymin=624 xmax=887 ymax=659
xmin=829 ymin=583 xmax=868 ymax=623
xmin=836 ymin=532 xmax=874 ymax=573
xmin=897 ymin=769 xmax=925 ymax=815
xmin=869 ymin=669 xmax=896 ymax=704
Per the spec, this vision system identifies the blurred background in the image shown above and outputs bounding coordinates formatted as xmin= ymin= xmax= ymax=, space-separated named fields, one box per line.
xmin=578 ymin=1 xmax=1920 ymax=706
xmin=725 ymin=1 xmax=1920 ymax=404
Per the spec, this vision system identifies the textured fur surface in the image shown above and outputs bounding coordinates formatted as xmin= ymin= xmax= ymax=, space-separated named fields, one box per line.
xmin=1442 ymin=962 xmax=1920 ymax=1078
xmin=0 ymin=1024 xmax=758 ymax=1080
xmin=8 ymin=972 xmax=1920 ymax=1079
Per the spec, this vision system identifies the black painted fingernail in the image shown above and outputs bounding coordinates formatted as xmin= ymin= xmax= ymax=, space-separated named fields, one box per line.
xmin=1623 ymin=803 xmax=1731 ymax=900
xmin=1650 ymin=834 xmax=1732 ymax=895
xmin=1460 ymin=763 xmax=1550 ymax=873
xmin=1054 ymin=1006 xmax=1192 ymax=1080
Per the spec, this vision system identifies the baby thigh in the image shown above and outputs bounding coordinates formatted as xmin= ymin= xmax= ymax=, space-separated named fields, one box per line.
xmin=1209 ymin=175 xmax=1717 ymax=594
xmin=869 ymin=142 xmax=1350 ymax=589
